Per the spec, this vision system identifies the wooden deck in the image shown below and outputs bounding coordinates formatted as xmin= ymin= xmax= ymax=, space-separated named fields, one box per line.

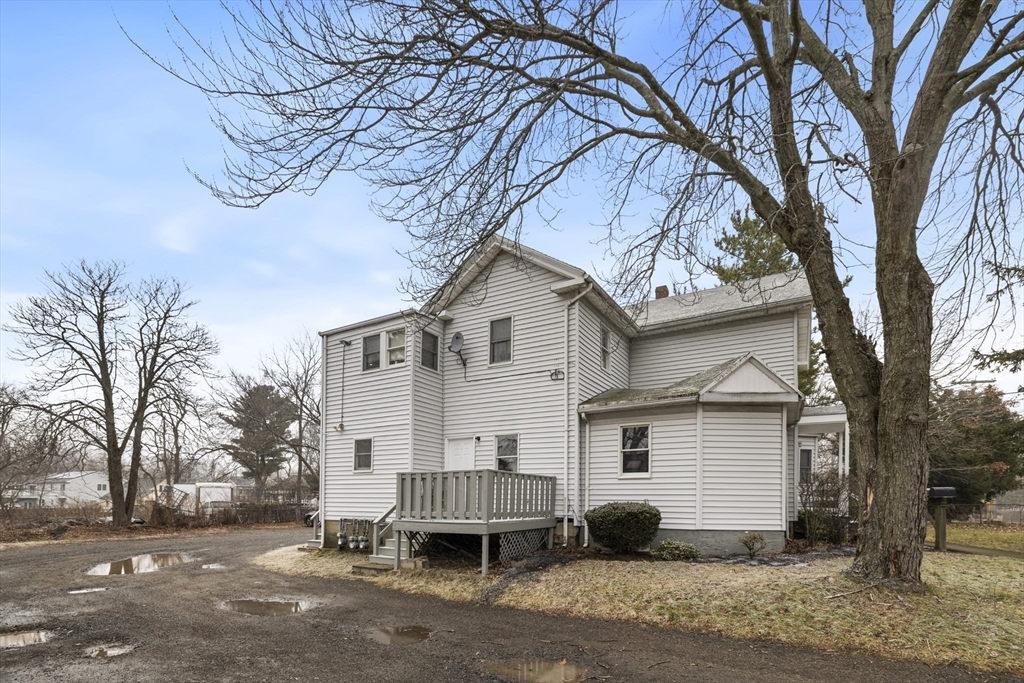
xmin=385 ymin=469 xmax=557 ymax=574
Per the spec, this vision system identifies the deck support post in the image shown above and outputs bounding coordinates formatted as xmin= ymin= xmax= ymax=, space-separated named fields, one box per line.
xmin=481 ymin=533 xmax=490 ymax=576
xmin=547 ymin=527 xmax=554 ymax=549
xmin=393 ymin=531 xmax=401 ymax=571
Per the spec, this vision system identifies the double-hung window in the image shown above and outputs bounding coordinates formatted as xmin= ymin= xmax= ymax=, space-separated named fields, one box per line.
xmin=620 ymin=425 xmax=650 ymax=475
xmin=490 ymin=317 xmax=512 ymax=364
xmin=800 ymin=448 xmax=813 ymax=483
xmin=354 ymin=439 xmax=373 ymax=471
xmin=496 ymin=434 xmax=519 ymax=472
xmin=421 ymin=331 xmax=439 ymax=370
xmin=387 ymin=329 xmax=406 ymax=365
xmin=362 ymin=334 xmax=380 ymax=371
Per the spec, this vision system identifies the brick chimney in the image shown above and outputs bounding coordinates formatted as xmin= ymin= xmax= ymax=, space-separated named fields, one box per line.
xmin=655 ymin=285 xmax=669 ymax=299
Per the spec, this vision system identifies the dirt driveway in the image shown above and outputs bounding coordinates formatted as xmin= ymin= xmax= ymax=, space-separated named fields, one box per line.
xmin=0 ymin=527 xmax=1018 ymax=682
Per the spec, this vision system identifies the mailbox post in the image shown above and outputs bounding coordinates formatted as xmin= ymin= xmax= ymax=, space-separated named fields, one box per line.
xmin=928 ymin=487 xmax=956 ymax=551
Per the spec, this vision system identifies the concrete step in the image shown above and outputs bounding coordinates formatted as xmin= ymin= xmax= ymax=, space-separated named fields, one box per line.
xmin=351 ymin=562 xmax=393 ymax=576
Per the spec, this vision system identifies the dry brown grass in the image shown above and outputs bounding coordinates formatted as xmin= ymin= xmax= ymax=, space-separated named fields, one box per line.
xmin=926 ymin=522 xmax=1024 ymax=554
xmin=254 ymin=547 xmax=1024 ymax=675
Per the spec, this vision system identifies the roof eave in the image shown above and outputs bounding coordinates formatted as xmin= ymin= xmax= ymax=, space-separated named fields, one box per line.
xmin=637 ymin=298 xmax=813 ymax=337
xmin=319 ymin=309 xmax=418 ymax=338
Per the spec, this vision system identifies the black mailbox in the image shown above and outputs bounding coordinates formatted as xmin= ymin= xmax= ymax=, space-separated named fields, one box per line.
xmin=928 ymin=487 xmax=956 ymax=500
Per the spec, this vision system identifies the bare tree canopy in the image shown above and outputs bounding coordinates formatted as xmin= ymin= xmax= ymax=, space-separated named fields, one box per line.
xmin=145 ymin=0 xmax=1023 ymax=584
xmin=4 ymin=261 xmax=219 ymax=526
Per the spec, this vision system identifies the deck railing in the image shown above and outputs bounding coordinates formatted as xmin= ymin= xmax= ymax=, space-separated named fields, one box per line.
xmin=396 ymin=470 xmax=556 ymax=523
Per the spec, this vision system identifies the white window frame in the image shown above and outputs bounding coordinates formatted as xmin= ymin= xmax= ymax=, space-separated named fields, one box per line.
xmin=600 ymin=327 xmax=611 ymax=371
xmin=618 ymin=423 xmax=652 ymax=478
xmin=353 ymin=437 xmax=374 ymax=472
xmin=362 ymin=333 xmax=381 ymax=372
xmin=420 ymin=330 xmax=439 ymax=371
xmin=386 ymin=328 xmax=406 ymax=366
xmin=495 ymin=433 xmax=519 ymax=473
xmin=488 ymin=315 xmax=514 ymax=366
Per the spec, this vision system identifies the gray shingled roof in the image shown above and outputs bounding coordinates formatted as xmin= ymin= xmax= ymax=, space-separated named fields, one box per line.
xmin=580 ymin=355 xmax=749 ymax=410
xmin=801 ymin=404 xmax=847 ymax=417
xmin=628 ymin=271 xmax=811 ymax=330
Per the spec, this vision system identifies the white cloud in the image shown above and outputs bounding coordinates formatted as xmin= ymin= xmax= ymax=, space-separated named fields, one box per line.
xmin=155 ymin=211 xmax=203 ymax=253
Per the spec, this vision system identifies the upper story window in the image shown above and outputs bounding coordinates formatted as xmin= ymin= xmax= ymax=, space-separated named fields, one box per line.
xmin=600 ymin=328 xmax=611 ymax=370
xmin=490 ymin=317 xmax=512 ymax=364
xmin=362 ymin=334 xmax=380 ymax=371
xmin=496 ymin=434 xmax=519 ymax=472
xmin=387 ymin=329 xmax=406 ymax=365
xmin=60 ymin=483 xmax=66 ymax=492
xmin=97 ymin=483 xmax=107 ymax=491
xmin=620 ymin=424 xmax=650 ymax=476
xmin=28 ymin=484 xmax=35 ymax=491
xmin=354 ymin=438 xmax=373 ymax=471
xmin=421 ymin=331 xmax=439 ymax=370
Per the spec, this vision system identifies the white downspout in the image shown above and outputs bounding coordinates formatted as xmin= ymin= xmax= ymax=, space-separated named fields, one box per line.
xmin=564 ymin=281 xmax=593 ymax=546
xmin=408 ymin=326 xmax=416 ymax=472
xmin=581 ymin=411 xmax=591 ymax=547
xmin=319 ymin=334 xmax=328 ymax=548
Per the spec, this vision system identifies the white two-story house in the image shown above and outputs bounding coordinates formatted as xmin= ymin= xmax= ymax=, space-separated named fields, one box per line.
xmin=317 ymin=237 xmax=848 ymax=570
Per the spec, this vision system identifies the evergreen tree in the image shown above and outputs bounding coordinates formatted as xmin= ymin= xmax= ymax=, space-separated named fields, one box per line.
xmin=220 ymin=382 xmax=294 ymax=500
xmin=928 ymin=386 xmax=1024 ymax=508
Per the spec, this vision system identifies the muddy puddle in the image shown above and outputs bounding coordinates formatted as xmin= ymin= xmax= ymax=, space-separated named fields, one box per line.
xmin=368 ymin=626 xmax=431 ymax=644
xmin=87 ymin=553 xmax=194 ymax=575
xmin=223 ymin=600 xmax=306 ymax=616
xmin=68 ymin=587 xmax=108 ymax=594
xmin=483 ymin=659 xmax=587 ymax=683
xmin=86 ymin=643 xmax=135 ymax=658
xmin=0 ymin=631 xmax=53 ymax=648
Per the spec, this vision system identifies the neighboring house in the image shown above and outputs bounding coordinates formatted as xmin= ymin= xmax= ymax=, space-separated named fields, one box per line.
xmin=12 ymin=471 xmax=110 ymax=509
xmin=318 ymin=237 xmax=848 ymax=565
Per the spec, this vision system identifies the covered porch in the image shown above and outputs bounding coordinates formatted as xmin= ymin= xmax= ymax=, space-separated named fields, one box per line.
xmin=373 ymin=469 xmax=557 ymax=575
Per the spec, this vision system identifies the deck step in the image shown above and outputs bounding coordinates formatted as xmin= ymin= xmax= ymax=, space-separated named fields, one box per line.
xmin=351 ymin=562 xmax=393 ymax=576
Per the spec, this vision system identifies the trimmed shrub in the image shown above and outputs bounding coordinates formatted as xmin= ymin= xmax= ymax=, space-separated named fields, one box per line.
xmin=651 ymin=538 xmax=699 ymax=561
xmin=584 ymin=502 xmax=661 ymax=554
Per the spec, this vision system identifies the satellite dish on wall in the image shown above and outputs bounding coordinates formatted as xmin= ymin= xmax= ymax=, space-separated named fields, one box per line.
xmin=450 ymin=332 xmax=464 ymax=353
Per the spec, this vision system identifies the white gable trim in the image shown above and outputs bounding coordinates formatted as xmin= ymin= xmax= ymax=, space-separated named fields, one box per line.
xmin=700 ymin=353 xmax=800 ymax=400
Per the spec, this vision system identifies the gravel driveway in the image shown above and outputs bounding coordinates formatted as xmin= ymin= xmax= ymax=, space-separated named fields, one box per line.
xmin=0 ymin=527 xmax=1018 ymax=682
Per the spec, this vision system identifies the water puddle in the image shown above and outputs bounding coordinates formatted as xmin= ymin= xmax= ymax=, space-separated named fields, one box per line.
xmin=0 ymin=631 xmax=52 ymax=648
xmin=68 ymin=587 xmax=108 ymax=594
xmin=87 ymin=553 xmax=194 ymax=575
xmin=201 ymin=563 xmax=226 ymax=570
xmin=86 ymin=643 xmax=135 ymax=658
xmin=223 ymin=600 xmax=306 ymax=616
xmin=483 ymin=660 xmax=587 ymax=683
xmin=367 ymin=626 xmax=431 ymax=644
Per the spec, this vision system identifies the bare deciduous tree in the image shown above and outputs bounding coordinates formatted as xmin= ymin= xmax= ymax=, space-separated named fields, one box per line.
xmin=144 ymin=1 xmax=1023 ymax=584
xmin=260 ymin=332 xmax=321 ymax=518
xmin=141 ymin=383 xmax=216 ymax=505
xmin=5 ymin=261 xmax=219 ymax=526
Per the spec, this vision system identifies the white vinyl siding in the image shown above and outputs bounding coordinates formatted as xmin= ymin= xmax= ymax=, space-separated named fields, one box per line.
xmin=630 ymin=313 xmax=798 ymax=389
xmin=443 ymin=253 xmax=571 ymax=512
xmin=323 ymin=316 xmax=410 ymax=520
xmin=412 ymin=319 xmax=445 ymax=471
xmin=796 ymin=306 xmax=811 ymax=369
xmin=702 ymin=406 xmax=783 ymax=530
xmin=587 ymin=407 xmax=698 ymax=530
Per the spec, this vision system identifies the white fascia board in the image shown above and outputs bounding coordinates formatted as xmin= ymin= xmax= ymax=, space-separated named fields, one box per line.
xmin=577 ymin=395 xmax=698 ymax=414
xmin=636 ymin=299 xmax=813 ymax=337
xmin=700 ymin=354 xmax=802 ymax=397
xmin=319 ymin=309 xmax=416 ymax=338
xmin=700 ymin=391 xmax=801 ymax=404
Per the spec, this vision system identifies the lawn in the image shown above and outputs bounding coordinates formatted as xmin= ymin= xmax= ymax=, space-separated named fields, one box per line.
xmin=926 ymin=522 xmax=1024 ymax=554
xmin=256 ymin=547 xmax=1024 ymax=675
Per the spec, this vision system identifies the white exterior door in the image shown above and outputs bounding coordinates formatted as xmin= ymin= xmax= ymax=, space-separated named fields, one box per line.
xmin=445 ymin=437 xmax=476 ymax=471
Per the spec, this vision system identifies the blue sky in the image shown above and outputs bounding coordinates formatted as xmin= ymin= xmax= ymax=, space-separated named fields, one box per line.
xmin=0 ymin=1 xmax=1018 ymax=396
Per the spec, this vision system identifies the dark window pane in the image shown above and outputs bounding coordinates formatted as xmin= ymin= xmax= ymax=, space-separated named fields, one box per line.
xmin=362 ymin=335 xmax=380 ymax=370
xmin=491 ymin=340 xmax=511 ymax=363
xmin=621 ymin=426 xmax=649 ymax=450
xmin=491 ymin=317 xmax=511 ymax=341
xmin=622 ymin=450 xmax=649 ymax=473
xmin=354 ymin=439 xmax=373 ymax=470
xmin=497 ymin=457 xmax=518 ymax=472
xmin=421 ymin=332 xmax=438 ymax=370
xmin=496 ymin=435 xmax=518 ymax=458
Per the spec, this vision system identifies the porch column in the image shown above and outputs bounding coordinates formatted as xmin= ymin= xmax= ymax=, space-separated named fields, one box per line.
xmin=481 ymin=533 xmax=490 ymax=576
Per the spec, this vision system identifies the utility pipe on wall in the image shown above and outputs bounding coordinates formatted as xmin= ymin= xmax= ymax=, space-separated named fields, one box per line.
xmin=563 ymin=281 xmax=593 ymax=546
